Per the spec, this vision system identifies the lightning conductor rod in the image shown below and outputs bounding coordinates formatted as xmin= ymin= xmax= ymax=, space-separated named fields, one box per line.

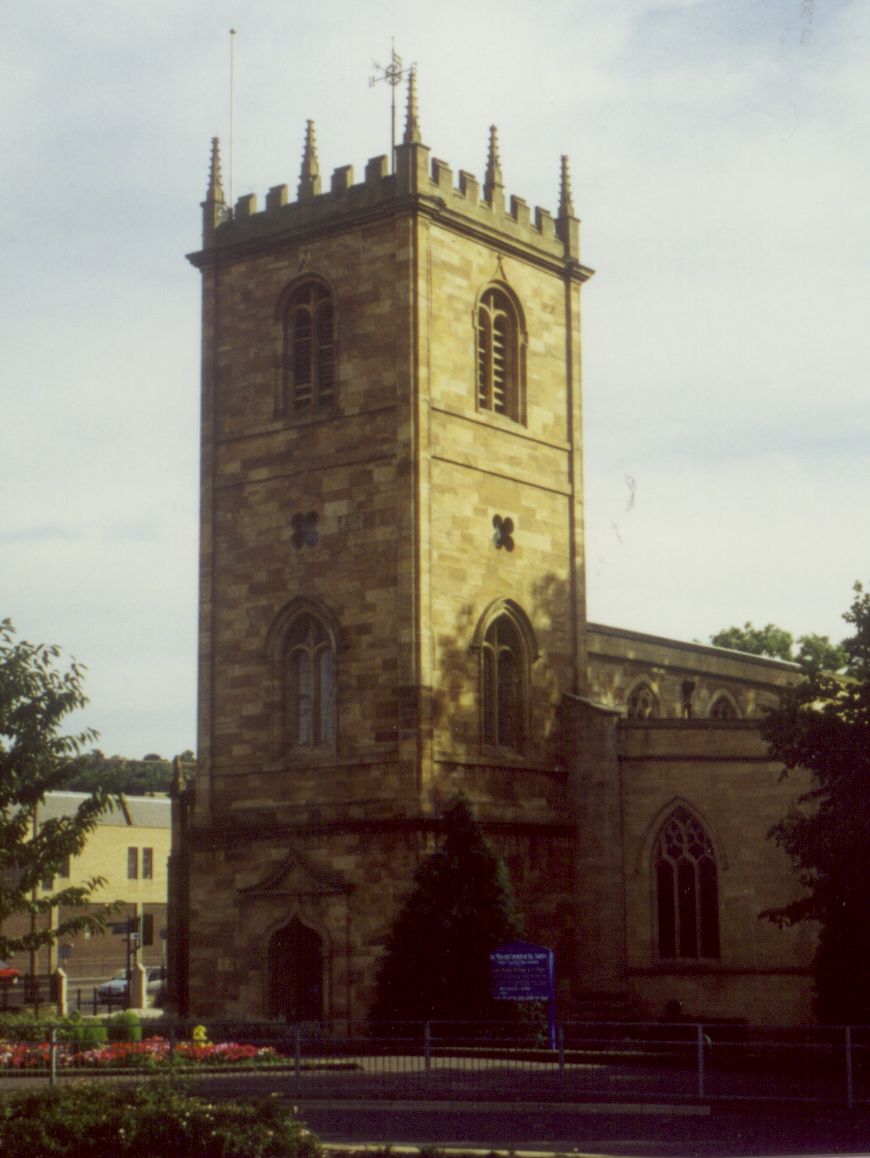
xmin=229 ymin=28 xmax=237 ymax=211
xmin=369 ymin=39 xmax=414 ymax=173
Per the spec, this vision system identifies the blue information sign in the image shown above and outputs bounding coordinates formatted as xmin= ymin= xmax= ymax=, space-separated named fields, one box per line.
xmin=490 ymin=940 xmax=557 ymax=1048
xmin=490 ymin=941 xmax=553 ymax=1001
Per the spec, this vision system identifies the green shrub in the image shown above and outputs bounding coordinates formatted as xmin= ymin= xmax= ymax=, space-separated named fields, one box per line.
xmin=0 ymin=1010 xmax=43 ymax=1042
xmin=53 ymin=1010 xmax=106 ymax=1046
xmin=75 ymin=1017 xmax=108 ymax=1046
xmin=0 ymin=1080 xmax=322 ymax=1156
xmin=53 ymin=1010 xmax=82 ymax=1043
xmin=107 ymin=1010 xmax=142 ymax=1042
xmin=0 ymin=1009 xmax=108 ymax=1045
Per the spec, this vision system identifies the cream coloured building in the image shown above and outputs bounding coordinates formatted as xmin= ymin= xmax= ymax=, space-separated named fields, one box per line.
xmin=4 ymin=792 xmax=170 ymax=983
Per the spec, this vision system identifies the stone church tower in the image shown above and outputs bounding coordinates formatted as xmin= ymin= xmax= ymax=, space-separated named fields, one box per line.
xmin=176 ymin=76 xmax=814 ymax=1027
xmin=179 ymin=77 xmax=598 ymax=1022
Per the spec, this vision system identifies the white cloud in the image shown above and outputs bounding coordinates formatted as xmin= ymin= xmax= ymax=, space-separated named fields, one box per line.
xmin=3 ymin=0 xmax=868 ymax=753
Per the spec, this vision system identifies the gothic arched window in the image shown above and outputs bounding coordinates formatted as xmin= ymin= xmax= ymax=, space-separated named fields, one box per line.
xmin=709 ymin=693 xmax=739 ymax=720
xmin=654 ymin=806 xmax=720 ymax=959
xmin=283 ymin=281 xmax=336 ymax=410
xmin=285 ymin=613 xmax=336 ymax=749
xmin=481 ymin=613 xmax=527 ymax=753
xmin=476 ymin=286 xmax=525 ymax=423
xmin=627 ymin=681 xmax=659 ymax=719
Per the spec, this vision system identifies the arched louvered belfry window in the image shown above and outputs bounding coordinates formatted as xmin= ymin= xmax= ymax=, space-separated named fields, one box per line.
xmin=476 ymin=286 xmax=525 ymax=423
xmin=286 ymin=613 xmax=336 ymax=749
xmin=283 ymin=281 xmax=336 ymax=410
xmin=481 ymin=613 xmax=527 ymax=753
xmin=654 ymin=806 xmax=720 ymax=959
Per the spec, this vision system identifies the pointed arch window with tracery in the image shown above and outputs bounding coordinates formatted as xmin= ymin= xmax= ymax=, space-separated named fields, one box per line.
xmin=476 ymin=286 xmax=525 ymax=424
xmin=479 ymin=611 xmax=532 ymax=754
xmin=283 ymin=281 xmax=336 ymax=410
xmin=285 ymin=613 xmax=336 ymax=749
xmin=627 ymin=682 xmax=659 ymax=719
xmin=709 ymin=693 xmax=739 ymax=720
xmin=654 ymin=806 xmax=720 ymax=959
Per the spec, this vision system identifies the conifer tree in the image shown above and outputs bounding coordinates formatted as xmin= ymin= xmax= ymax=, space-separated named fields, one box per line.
xmin=371 ymin=795 xmax=524 ymax=1024
xmin=0 ymin=620 xmax=115 ymax=958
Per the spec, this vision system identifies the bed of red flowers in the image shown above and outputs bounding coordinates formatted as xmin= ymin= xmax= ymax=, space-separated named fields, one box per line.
xmin=0 ymin=1036 xmax=282 ymax=1070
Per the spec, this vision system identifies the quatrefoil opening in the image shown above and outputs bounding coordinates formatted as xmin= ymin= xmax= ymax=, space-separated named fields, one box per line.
xmin=492 ymin=514 xmax=515 ymax=552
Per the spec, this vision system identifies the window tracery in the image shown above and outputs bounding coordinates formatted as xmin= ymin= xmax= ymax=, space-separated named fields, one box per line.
xmin=626 ymin=682 xmax=659 ymax=719
xmin=709 ymin=693 xmax=739 ymax=720
xmin=283 ymin=280 xmax=336 ymax=410
xmin=654 ymin=806 xmax=720 ymax=959
xmin=285 ymin=613 xmax=336 ymax=748
xmin=482 ymin=615 xmax=522 ymax=751
xmin=475 ymin=604 xmax=536 ymax=755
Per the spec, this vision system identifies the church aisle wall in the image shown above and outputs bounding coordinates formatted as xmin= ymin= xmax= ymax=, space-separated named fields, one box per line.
xmin=619 ymin=720 xmax=816 ymax=1025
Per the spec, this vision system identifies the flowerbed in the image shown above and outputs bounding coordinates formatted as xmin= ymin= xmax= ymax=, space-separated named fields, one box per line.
xmin=0 ymin=1036 xmax=282 ymax=1070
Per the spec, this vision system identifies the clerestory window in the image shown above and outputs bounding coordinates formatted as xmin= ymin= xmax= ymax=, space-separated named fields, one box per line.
xmin=709 ymin=693 xmax=739 ymax=720
xmin=283 ymin=281 xmax=336 ymax=410
xmin=654 ymin=806 xmax=720 ymax=959
xmin=476 ymin=286 xmax=525 ymax=423
xmin=626 ymin=682 xmax=659 ymax=719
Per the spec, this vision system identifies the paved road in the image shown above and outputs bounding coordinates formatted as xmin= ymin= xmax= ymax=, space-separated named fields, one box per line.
xmin=186 ymin=1051 xmax=857 ymax=1107
xmin=184 ymin=1073 xmax=870 ymax=1156
xmin=294 ymin=1100 xmax=870 ymax=1156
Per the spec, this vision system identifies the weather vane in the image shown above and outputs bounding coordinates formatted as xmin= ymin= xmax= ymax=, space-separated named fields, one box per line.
xmin=369 ymin=40 xmax=415 ymax=173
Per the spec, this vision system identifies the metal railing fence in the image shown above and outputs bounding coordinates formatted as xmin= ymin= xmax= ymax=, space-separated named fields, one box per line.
xmin=0 ymin=973 xmax=164 ymax=1016
xmin=2 ymin=1019 xmax=870 ymax=1108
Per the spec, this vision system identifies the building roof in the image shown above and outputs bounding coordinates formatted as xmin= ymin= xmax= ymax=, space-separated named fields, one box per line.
xmin=587 ymin=621 xmax=800 ymax=678
xmin=37 ymin=792 xmax=170 ymax=830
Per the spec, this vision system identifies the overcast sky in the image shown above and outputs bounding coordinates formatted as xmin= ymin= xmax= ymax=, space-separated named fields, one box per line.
xmin=3 ymin=1 xmax=868 ymax=758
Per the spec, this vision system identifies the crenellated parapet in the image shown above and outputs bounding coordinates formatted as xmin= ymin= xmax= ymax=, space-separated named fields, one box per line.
xmin=193 ymin=74 xmax=588 ymax=277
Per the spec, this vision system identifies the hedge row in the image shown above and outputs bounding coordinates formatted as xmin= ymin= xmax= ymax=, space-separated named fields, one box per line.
xmin=0 ymin=1079 xmax=322 ymax=1157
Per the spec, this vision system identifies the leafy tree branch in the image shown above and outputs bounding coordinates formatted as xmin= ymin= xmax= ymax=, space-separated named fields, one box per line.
xmin=0 ymin=619 xmax=117 ymax=958
xmin=758 ymin=583 xmax=870 ymax=1022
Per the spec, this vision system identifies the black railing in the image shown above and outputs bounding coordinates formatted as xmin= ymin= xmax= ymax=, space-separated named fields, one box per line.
xmin=2 ymin=1019 xmax=870 ymax=1108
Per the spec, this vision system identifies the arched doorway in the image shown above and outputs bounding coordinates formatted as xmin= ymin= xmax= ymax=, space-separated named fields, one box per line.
xmin=268 ymin=917 xmax=323 ymax=1022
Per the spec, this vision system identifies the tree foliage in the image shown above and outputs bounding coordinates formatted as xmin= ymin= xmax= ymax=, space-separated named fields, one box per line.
xmin=710 ymin=621 xmax=795 ymax=661
xmin=793 ymin=633 xmax=849 ymax=674
xmin=0 ymin=620 xmax=116 ymax=958
xmin=759 ymin=583 xmax=870 ymax=1022
xmin=711 ymin=622 xmax=847 ymax=672
xmin=66 ymin=750 xmax=195 ymax=796
xmin=371 ymin=796 xmax=525 ymax=1024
